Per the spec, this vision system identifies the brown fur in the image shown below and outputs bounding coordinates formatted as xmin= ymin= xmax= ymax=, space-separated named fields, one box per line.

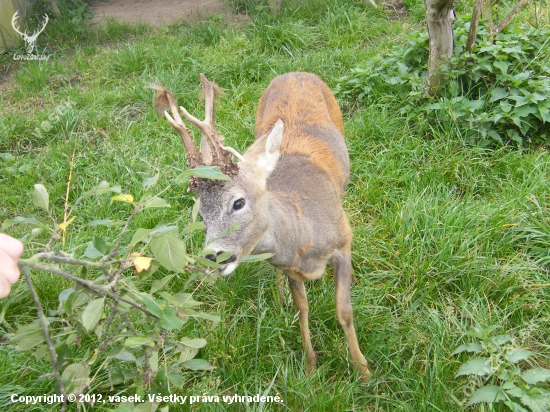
xmin=171 ymin=72 xmax=370 ymax=382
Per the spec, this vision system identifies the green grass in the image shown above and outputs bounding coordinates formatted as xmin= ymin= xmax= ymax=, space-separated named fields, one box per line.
xmin=1 ymin=0 xmax=550 ymax=411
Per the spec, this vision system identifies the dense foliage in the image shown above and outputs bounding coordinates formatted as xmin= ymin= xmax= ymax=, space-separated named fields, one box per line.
xmin=336 ymin=17 xmax=550 ymax=146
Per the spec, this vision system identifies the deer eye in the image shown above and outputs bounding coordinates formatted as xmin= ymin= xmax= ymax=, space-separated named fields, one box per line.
xmin=233 ymin=198 xmax=245 ymax=211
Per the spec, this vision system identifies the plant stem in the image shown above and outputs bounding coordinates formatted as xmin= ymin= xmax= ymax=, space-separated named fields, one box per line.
xmin=21 ymin=267 xmax=67 ymax=411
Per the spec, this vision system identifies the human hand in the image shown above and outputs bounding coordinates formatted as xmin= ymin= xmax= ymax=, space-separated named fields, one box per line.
xmin=0 ymin=233 xmax=24 ymax=299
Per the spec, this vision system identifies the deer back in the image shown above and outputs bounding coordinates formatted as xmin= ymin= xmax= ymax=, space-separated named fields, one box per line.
xmin=255 ymin=72 xmax=349 ymax=196
xmin=241 ymin=72 xmax=352 ymax=279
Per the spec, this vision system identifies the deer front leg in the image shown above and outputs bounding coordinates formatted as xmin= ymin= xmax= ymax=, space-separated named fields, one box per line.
xmin=275 ymin=269 xmax=286 ymax=306
xmin=287 ymin=276 xmax=317 ymax=374
xmin=331 ymin=250 xmax=371 ymax=382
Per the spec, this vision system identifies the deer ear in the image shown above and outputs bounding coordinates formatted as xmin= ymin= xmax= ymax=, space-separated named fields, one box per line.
xmin=258 ymin=119 xmax=284 ymax=176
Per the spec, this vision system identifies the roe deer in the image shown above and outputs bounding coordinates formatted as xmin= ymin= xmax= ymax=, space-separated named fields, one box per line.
xmin=154 ymin=72 xmax=370 ymax=381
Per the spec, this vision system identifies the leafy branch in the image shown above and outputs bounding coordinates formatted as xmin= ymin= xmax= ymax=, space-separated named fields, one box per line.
xmin=2 ymin=168 xmax=262 ymax=410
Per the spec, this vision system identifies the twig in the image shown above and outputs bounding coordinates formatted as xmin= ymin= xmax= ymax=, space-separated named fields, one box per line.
xmin=494 ymin=0 xmax=529 ymax=35
xmin=29 ymin=252 xmax=118 ymax=268
xmin=19 ymin=260 xmax=157 ymax=319
xmin=22 ymin=267 xmax=67 ymax=412
xmin=62 ymin=132 xmax=78 ymax=246
xmin=101 ymin=208 xmax=139 ymax=263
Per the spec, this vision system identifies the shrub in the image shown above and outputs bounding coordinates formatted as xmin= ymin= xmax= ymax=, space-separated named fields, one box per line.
xmin=336 ymin=17 xmax=550 ymax=147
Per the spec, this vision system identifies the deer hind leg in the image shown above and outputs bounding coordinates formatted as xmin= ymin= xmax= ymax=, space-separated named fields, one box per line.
xmin=287 ymin=276 xmax=317 ymax=374
xmin=331 ymin=250 xmax=371 ymax=382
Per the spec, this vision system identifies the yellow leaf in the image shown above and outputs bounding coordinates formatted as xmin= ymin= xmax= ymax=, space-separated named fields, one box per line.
xmin=59 ymin=216 xmax=76 ymax=231
xmin=111 ymin=194 xmax=134 ymax=203
xmin=134 ymin=257 xmax=153 ymax=273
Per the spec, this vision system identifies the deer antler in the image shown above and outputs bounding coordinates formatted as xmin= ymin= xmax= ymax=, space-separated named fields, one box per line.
xmin=31 ymin=14 xmax=49 ymax=40
xmin=11 ymin=11 xmax=25 ymax=38
xmin=153 ymin=86 xmax=202 ymax=169
xmin=154 ymin=74 xmax=242 ymax=181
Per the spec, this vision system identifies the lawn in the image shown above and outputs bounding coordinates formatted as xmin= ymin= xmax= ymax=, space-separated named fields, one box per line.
xmin=1 ymin=0 xmax=549 ymax=411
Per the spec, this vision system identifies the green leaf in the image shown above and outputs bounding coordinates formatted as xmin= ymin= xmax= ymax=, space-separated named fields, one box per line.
xmin=487 ymin=130 xmax=503 ymax=145
xmin=150 ymin=232 xmax=186 ymax=273
xmin=2 ymin=216 xmax=47 ymax=230
xmin=141 ymin=196 xmax=171 ymax=210
xmin=514 ymin=105 xmax=538 ymax=118
xmin=31 ymin=184 xmax=49 ymax=211
xmin=505 ymin=349 xmax=535 ymax=363
xmin=113 ymin=349 xmax=137 ymax=362
xmin=216 ymin=251 xmax=234 ymax=263
xmin=160 ymin=305 xmax=184 ymax=331
xmin=507 ymin=388 xmax=526 ymax=398
xmin=504 ymin=400 xmax=529 ymax=412
xmin=142 ymin=173 xmax=160 ymax=188
xmin=521 ymin=368 xmax=550 ymax=385
xmin=167 ymin=373 xmax=184 ymax=389
xmin=129 ymin=228 xmax=154 ymax=249
xmin=92 ymin=236 xmax=107 ymax=254
xmin=490 ymin=87 xmax=509 ymax=102
xmin=182 ymin=359 xmax=216 ymax=371
xmin=500 ymin=101 xmax=513 ymax=113
xmin=452 ymin=342 xmax=483 ymax=355
xmin=183 ymin=308 xmax=220 ymax=323
xmin=76 ymin=181 xmax=121 ymax=204
xmin=61 ymin=363 xmax=89 ymax=393
xmin=493 ymin=60 xmax=510 ymax=74
xmin=466 ymin=385 xmax=507 ymax=405
xmin=83 ymin=236 xmax=106 ymax=259
xmin=520 ymin=392 xmax=550 ymax=412
xmin=175 ymin=166 xmax=231 ymax=183
xmin=124 ymin=337 xmax=155 ymax=349
xmin=179 ymin=338 xmax=207 ymax=348
xmin=183 ymin=221 xmax=206 ymax=234
xmin=456 ymin=358 xmax=492 ymax=377
xmin=150 ymin=275 xmax=175 ymax=294
xmin=238 ymin=253 xmax=274 ymax=263
xmin=491 ymin=334 xmax=513 ymax=346
xmin=82 ymin=298 xmax=105 ymax=332
xmin=142 ymin=296 xmax=163 ymax=318
xmin=87 ymin=219 xmax=126 ymax=227
xmin=14 ymin=332 xmax=45 ymax=351
xmin=149 ymin=350 xmax=159 ymax=373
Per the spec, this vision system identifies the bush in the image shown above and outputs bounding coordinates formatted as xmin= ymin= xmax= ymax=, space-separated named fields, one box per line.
xmin=336 ymin=17 xmax=550 ymax=147
xmin=2 ymin=168 xmax=270 ymax=410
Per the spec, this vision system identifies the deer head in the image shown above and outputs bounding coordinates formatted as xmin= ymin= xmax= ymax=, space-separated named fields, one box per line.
xmin=11 ymin=11 xmax=49 ymax=54
xmin=154 ymin=75 xmax=284 ymax=275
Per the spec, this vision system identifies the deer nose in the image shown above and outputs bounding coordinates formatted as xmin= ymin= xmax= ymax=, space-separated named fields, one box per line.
xmin=205 ymin=251 xmax=236 ymax=265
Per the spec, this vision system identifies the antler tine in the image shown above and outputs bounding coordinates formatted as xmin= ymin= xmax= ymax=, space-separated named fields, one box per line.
xmin=11 ymin=11 xmax=25 ymax=37
xmin=33 ymin=14 xmax=49 ymax=37
xmin=177 ymin=74 xmax=242 ymax=175
xmin=153 ymin=86 xmax=201 ymax=169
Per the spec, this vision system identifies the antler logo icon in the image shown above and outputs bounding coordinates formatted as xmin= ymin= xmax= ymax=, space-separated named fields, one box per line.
xmin=11 ymin=11 xmax=49 ymax=54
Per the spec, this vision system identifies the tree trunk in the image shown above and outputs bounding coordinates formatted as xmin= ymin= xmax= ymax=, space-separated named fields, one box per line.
xmin=267 ymin=0 xmax=282 ymax=14
xmin=466 ymin=0 xmax=483 ymax=53
xmin=424 ymin=0 xmax=455 ymax=91
xmin=482 ymin=0 xmax=493 ymax=36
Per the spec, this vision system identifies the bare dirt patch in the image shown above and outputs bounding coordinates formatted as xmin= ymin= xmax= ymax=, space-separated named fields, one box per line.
xmin=89 ymin=0 xmax=231 ymax=26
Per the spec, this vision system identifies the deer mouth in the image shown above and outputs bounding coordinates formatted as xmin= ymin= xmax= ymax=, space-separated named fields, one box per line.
xmin=218 ymin=254 xmax=238 ymax=276
xmin=204 ymin=251 xmax=238 ymax=276
xmin=219 ymin=261 xmax=239 ymax=276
